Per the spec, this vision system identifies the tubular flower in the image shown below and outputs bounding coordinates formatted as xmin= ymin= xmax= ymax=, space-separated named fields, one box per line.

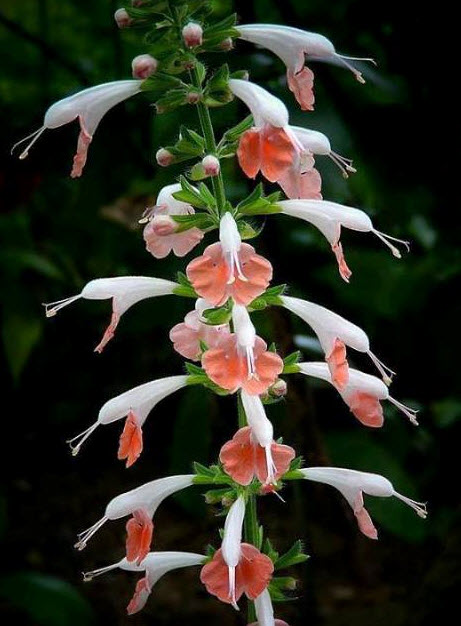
xmin=43 ymin=276 xmax=178 ymax=353
xmin=201 ymin=497 xmax=274 ymax=609
xmin=301 ymin=467 xmax=427 ymax=539
xmin=202 ymin=304 xmax=283 ymax=394
xmin=83 ymin=551 xmax=205 ymax=615
xmin=278 ymin=200 xmax=410 ymax=282
xmin=12 ymin=80 xmax=142 ymax=177
xmin=187 ymin=214 xmax=272 ymax=306
xmin=220 ymin=426 xmax=295 ymax=486
xmin=299 ymin=362 xmax=418 ymax=426
xmin=238 ymin=24 xmax=375 ymax=110
xmin=281 ymin=295 xmax=395 ymax=386
xmin=67 ymin=375 xmax=189 ymax=464
xmin=142 ymin=183 xmax=204 ymax=259
xmin=288 ymin=126 xmax=356 ymax=178
xmin=74 ymin=475 xmax=194 ymax=563
xmin=228 ymin=79 xmax=306 ymax=183
xmin=169 ymin=299 xmax=230 ymax=361
xmin=248 ymin=589 xmax=290 ymax=626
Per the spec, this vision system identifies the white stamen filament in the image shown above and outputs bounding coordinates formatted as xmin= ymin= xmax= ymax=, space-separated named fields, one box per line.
xmin=367 ymin=350 xmax=396 ymax=385
xmin=74 ymin=516 xmax=108 ymax=550
xmin=43 ymin=294 xmax=81 ymax=318
xmin=225 ymin=251 xmax=248 ymax=284
xmin=245 ymin=346 xmax=258 ymax=380
xmin=83 ymin=563 xmax=118 ymax=582
xmin=388 ymin=396 xmax=419 ymax=425
xmin=373 ymin=230 xmax=411 ymax=259
xmin=11 ymin=126 xmax=46 ymax=160
xmin=264 ymin=444 xmax=277 ymax=485
xmin=66 ymin=422 xmax=99 ymax=456
xmin=393 ymin=492 xmax=428 ymax=518
xmin=228 ymin=566 xmax=239 ymax=610
xmin=329 ymin=151 xmax=357 ymax=178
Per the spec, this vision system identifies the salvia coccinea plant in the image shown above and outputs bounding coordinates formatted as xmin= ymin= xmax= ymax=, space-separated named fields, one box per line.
xmin=14 ymin=1 xmax=427 ymax=623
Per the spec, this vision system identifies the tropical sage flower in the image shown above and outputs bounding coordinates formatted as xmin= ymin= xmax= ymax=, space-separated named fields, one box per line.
xmin=12 ymin=80 xmax=142 ymax=177
xmin=75 ymin=474 xmax=194 ymax=563
xmin=300 ymin=467 xmax=427 ymax=539
xmin=43 ymin=276 xmax=178 ymax=352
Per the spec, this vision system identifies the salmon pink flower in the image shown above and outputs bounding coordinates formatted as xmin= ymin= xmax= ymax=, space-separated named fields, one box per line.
xmin=299 ymin=362 xmax=418 ymax=426
xmin=143 ymin=183 xmax=204 ymax=259
xmin=83 ymin=551 xmax=204 ymax=614
xmin=187 ymin=214 xmax=272 ymax=306
xmin=67 ymin=375 xmax=189 ymax=463
xmin=300 ymin=467 xmax=427 ymax=539
xmin=12 ymin=80 xmax=142 ymax=177
xmin=43 ymin=276 xmax=178 ymax=353
xmin=248 ymin=588 xmax=289 ymax=626
xmin=238 ymin=25 xmax=375 ymax=110
xmin=228 ymin=79 xmax=306 ymax=183
xmin=278 ymin=199 xmax=410 ymax=282
xmin=169 ymin=299 xmax=230 ymax=360
xmin=74 ymin=474 xmax=194 ymax=562
xmin=201 ymin=496 xmax=274 ymax=609
xmin=220 ymin=426 xmax=295 ymax=485
xmin=281 ymin=295 xmax=396 ymax=386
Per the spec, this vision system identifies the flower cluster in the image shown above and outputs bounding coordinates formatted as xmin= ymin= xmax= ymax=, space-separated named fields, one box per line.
xmin=17 ymin=1 xmax=426 ymax=624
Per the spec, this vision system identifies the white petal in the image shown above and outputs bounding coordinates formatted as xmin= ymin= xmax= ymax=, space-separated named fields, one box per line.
xmin=157 ymin=183 xmax=196 ymax=215
xmin=119 ymin=551 xmax=204 ymax=587
xmin=222 ymin=496 xmax=246 ymax=568
xmin=298 ymin=362 xmax=388 ymax=399
xmin=232 ymin=304 xmax=256 ymax=350
xmin=219 ymin=212 xmax=242 ymax=255
xmin=241 ymin=391 xmax=273 ymax=448
xmin=289 ymin=126 xmax=331 ymax=155
xmin=279 ymin=199 xmax=373 ymax=236
xmin=228 ymin=79 xmax=289 ymax=128
xmin=253 ymin=588 xmax=275 ymax=626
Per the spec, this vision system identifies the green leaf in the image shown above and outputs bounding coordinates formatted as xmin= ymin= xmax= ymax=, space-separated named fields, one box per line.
xmin=274 ymin=540 xmax=309 ymax=570
xmin=155 ymin=88 xmax=188 ymax=113
xmin=221 ymin=115 xmax=254 ymax=143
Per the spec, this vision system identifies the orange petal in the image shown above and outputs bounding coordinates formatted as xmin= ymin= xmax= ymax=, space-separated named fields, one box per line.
xmin=126 ymin=509 xmax=154 ymax=564
xmin=332 ymin=241 xmax=352 ymax=283
xmin=219 ymin=427 xmax=257 ymax=486
xmin=255 ymin=441 xmax=296 ymax=484
xmin=237 ymin=129 xmax=262 ymax=179
xmin=326 ymin=338 xmax=349 ymax=389
xmin=278 ymin=165 xmax=323 ymax=200
xmin=231 ymin=244 xmax=273 ymax=306
xmin=70 ymin=120 xmax=92 ymax=178
xmin=238 ymin=543 xmax=274 ymax=600
xmin=287 ymin=67 xmax=315 ymax=111
xmin=347 ymin=391 xmax=384 ymax=428
xmin=126 ymin=577 xmax=151 ymax=615
xmin=200 ymin=549 xmax=245 ymax=605
xmin=94 ymin=310 xmax=120 ymax=354
xmin=260 ymin=126 xmax=297 ymax=183
xmin=353 ymin=493 xmax=378 ymax=539
xmin=118 ymin=411 xmax=144 ymax=467
xmin=186 ymin=243 xmax=230 ymax=306
xmin=202 ymin=336 xmax=243 ymax=391
xmin=169 ymin=321 xmax=202 ymax=360
xmin=243 ymin=342 xmax=283 ymax=395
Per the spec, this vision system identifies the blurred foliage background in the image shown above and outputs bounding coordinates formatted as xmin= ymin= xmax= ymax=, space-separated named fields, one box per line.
xmin=1 ymin=0 xmax=459 ymax=625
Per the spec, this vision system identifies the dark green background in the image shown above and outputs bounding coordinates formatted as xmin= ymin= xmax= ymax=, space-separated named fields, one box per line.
xmin=1 ymin=1 xmax=459 ymax=624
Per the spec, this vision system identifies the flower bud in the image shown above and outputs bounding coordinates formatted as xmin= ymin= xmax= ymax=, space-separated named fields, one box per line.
xmin=131 ymin=0 xmax=145 ymax=5
xmin=182 ymin=22 xmax=203 ymax=48
xmin=219 ymin=38 xmax=234 ymax=51
xmin=114 ymin=8 xmax=132 ymax=29
xmin=269 ymin=378 xmax=288 ymax=398
xmin=156 ymin=148 xmax=174 ymax=167
xmin=187 ymin=91 xmax=201 ymax=105
xmin=131 ymin=54 xmax=158 ymax=79
xmin=202 ymin=155 xmax=220 ymax=177
xmin=151 ymin=215 xmax=177 ymax=236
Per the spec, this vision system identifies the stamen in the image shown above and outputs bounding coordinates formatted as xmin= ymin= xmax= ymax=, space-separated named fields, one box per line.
xmin=11 ymin=126 xmax=46 ymax=160
xmin=232 ymin=252 xmax=248 ymax=282
xmin=83 ymin=562 xmax=118 ymax=582
xmin=339 ymin=55 xmax=377 ymax=65
xmin=66 ymin=422 xmax=99 ymax=456
xmin=373 ymin=230 xmax=410 ymax=259
xmin=226 ymin=252 xmax=236 ymax=285
xmin=264 ymin=445 xmax=277 ymax=485
xmin=138 ymin=204 xmax=165 ymax=224
xmin=388 ymin=397 xmax=419 ymax=425
xmin=42 ymin=294 xmax=81 ymax=318
xmin=228 ymin=566 xmax=239 ymax=611
xmin=367 ymin=351 xmax=396 ymax=386
xmin=336 ymin=57 xmax=367 ymax=83
xmin=245 ymin=347 xmax=258 ymax=380
xmin=393 ymin=492 xmax=428 ymax=518
xmin=329 ymin=152 xmax=357 ymax=178
xmin=74 ymin=516 xmax=108 ymax=551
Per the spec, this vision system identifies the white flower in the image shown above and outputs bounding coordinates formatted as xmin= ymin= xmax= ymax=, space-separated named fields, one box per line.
xmin=83 ymin=551 xmax=205 ymax=614
xmin=300 ymin=467 xmax=427 ymax=539
xmin=43 ymin=276 xmax=179 ymax=352
xmin=241 ymin=390 xmax=276 ymax=484
xmin=74 ymin=474 xmax=194 ymax=551
xmin=67 ymin=375 xmax=189 ymax=458
xmin=12 ymin=80 xmax=142 ymax=177
xmin=278 ymin=199 xmax=410 ymax=282
xmin=221 ymin=495 xmax=246 ymax=609
xmin=299 ymin=362 xmax=418 ymax=426
xmin=288 ymin=125 xmax=356 ymax=178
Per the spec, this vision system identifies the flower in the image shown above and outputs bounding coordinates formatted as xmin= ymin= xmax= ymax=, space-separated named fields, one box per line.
xmin=200 ymin=496 xmax=274 ymax=608
xmin=143 ymin=183 xmax=204 ymax=259
xmin=114 ymin=8 xmax=132 ymax=28
xmin=66 ymin=375 xmax=189 ymax=463
xmin=281 ymin=295 xmax=395 ymax=386
xmin=155 ymin=147 xmax=174 ymax=166
xmin=202 ymin=154 xmax=221 ymax=176
xmin=238 ymin=24 xmax=375 ymax=110
xmin=298 ymin=362 xmax=418 ymax=426
xmin=220 ymin=426 xmax=295 ymax=485
xmin=278 ymin=199 xmax=410 ymax=282
xmin=43 ymin=276 xmax=178 ymax=352
xmin=74 ymin=474 xmax=194 ymax=563
xmin=132 ymin=54 xmax=158 ymax=79
xmin=202 ymin=304 xmax=283 ymax=394
xmin=187 ymin=213 xmax=272 ymax=306
xmin=228 ymin=79 xmax=307 ymax=184
xmin=83 ymin=551 xmax=205 ymax=615
xmin=248 ymin=589 xmax=290 ymax=626
xmin=12 ymin=81 xmax=142 ymax=177
xmin=288 ymin=126 xmax=356 ymax=178
xmin=169 ymin=299 xmax=231 ymax=361
xmin=182 ymin=22 xmax=203 ymax=47
xmin=300 ymin=467 xmax=427 ymax=539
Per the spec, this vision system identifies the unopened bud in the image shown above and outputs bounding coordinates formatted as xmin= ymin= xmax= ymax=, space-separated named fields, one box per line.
xmin=221 ymin=496 xmax=235 ymax=508
xmin=182 ymin=22 xmax=203 ymax=48
xmin=219 ymin=37 xmax=234 ymax=51
xmin=131 ymin=54 xmax=158 ymax=79
xmin=114 ymin=8 xmax=132 ymax=29
xmin=156 ymin=148 xmax=174 ymax=167
xmin=202 ymin=155 xmax=220 ymax=177
xmin=187 ymin=91 xmax=201 ymax=104
xmin=151 ymin=215 xmax=177 ymax=236
xmin=270 ymin=378 xmax=288 ymax=398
